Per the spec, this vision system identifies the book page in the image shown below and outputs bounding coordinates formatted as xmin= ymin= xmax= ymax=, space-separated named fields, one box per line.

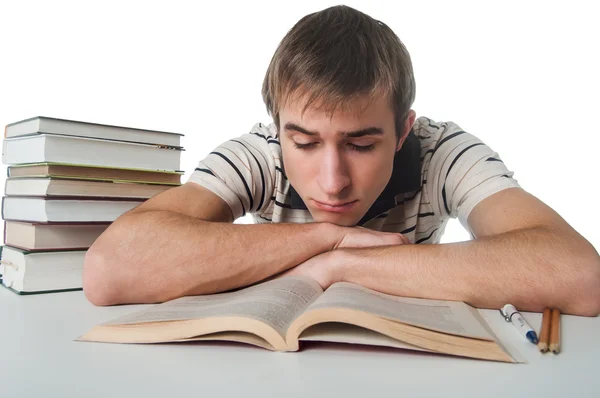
xmin=306 ymin=282 xmax=493 ymax=340
xmin=299 ymin=323 xmax=432 ymax=353
xmin=103 ymin=276 xmax=323 ymax=338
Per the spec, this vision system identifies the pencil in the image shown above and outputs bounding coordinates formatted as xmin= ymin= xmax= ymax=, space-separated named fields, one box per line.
xmin=537 ymin=307 xmax=551 ymax=353
xmin=549 ymin=308 xmax=561 ymax=354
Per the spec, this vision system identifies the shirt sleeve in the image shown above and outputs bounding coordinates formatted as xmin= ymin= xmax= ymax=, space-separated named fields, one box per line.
xmin=424 ymin=121 xmax=522 ymax=234
xmin=185 ymin=123 xmax=278 ymax=220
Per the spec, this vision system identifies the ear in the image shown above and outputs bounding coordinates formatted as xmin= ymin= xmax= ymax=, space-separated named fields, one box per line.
xmin=396 ymin=110 xmax=417 ymax=152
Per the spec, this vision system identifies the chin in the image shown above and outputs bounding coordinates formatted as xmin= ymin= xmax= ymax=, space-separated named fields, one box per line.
xmin=310 ymin=210 xmax=361 ymax=227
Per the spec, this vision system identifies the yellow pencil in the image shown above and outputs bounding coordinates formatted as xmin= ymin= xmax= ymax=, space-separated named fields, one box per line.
xmin=537 ymin=308 xmax=551 ymax=353
xmin=549 ymin=308 xmax=561 ymax=354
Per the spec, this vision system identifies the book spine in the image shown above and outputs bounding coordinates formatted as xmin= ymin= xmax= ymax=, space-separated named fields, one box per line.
xmin=1 ymin=220 xmax=111 ymax=225
xmin=3 ymin=195 xmax=145 ymax=202
xmin=2 ymin=285 xmax=83 ymax=295
xmin=0 ymin=244 xmax=3 ymax=283
xmin=21 ymin=248 xmax=86 ymax=255
xmin=4 ymin=244 xmax=91 ymax=252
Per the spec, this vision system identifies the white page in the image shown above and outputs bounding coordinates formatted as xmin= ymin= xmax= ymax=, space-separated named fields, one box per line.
xmin=299 ymin=323 xmax=432 ymax=352
xmin=103 ymin=276 xmax=323 ymax=337
xmin=307 ymin=282 xmax=493 ymax=340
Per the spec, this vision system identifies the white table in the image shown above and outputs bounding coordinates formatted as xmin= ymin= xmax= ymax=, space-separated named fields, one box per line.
xmin=1 ymin=287 xmax=598 ymax=398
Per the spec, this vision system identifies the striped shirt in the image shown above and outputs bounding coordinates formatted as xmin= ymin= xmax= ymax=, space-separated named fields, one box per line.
xmin=187 ymin=116 xmax=520 ymax=244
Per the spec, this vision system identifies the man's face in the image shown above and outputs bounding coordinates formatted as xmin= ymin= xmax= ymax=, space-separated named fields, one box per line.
xmin=279 ymin=94 xmax=413 ymax=226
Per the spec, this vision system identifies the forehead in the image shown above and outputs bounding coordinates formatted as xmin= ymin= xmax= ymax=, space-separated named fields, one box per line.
xmin=279 ymin=90 xmax=394 ymax=123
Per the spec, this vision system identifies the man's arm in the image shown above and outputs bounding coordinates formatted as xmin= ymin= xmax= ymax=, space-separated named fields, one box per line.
xmin=83 ymin=182 xmax=406 ymax=306
xmin=83 ymin=182 xmax=340 ymax=305
xmin=287 ymin=188 xmax=600 ymax=316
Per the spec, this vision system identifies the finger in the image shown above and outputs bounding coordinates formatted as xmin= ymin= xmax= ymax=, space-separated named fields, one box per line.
xmin=399 ymin=234 xmax=411 ymax=244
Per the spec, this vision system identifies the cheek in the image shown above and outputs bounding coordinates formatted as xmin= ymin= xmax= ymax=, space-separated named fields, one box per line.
xmin=352 ymin=155 xmax=393 ymax=192
xmin=281 ymin=146 xmax=315 ymax=183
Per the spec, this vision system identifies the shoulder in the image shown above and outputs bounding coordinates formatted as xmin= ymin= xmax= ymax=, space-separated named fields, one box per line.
xmin=232 ymin=122 xmax=282 ymax=160
xmin=412 ymin=116 xmax=472 ymax=153
xmin=186 ymin=121 xmax=285 ymax=219
xmin=413 ymin=115 xmax=521 ymax=227
xmin=246 ymin=122 xmax=279 ymax=143
xmin=206 ymin=121 xmax=283 ymax=171
xmin=414 ymin=115 xmax=492 ymax=176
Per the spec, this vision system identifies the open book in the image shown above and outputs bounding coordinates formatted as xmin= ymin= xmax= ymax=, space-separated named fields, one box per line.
xmin=78 ymin=276 xmax=522 ymax=363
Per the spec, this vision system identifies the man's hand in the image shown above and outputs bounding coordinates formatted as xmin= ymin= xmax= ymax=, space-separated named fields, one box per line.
xmin=281 ymin=225 xmax=412 ymax=289
xmin=281 ymin=250 xmax=341 ymax=289
xmin=334 ymin=225 xmax=410 ymax=249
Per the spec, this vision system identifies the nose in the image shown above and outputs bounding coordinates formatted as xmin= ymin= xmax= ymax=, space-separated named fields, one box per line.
xmin=316 ymin=146 xmax=351 ymax=197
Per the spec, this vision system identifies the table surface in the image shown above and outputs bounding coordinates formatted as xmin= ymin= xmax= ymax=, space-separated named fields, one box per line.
xmin=1 ymin=287 xmax=598 ymax=398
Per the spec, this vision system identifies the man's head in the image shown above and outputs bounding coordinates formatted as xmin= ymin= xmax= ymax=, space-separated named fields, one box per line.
xmin=262 ymin=5 xmax=417 ymax=226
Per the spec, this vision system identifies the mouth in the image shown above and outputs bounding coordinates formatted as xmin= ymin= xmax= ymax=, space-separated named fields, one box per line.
xmin=312 ymin=199 xmax=358 ymax=213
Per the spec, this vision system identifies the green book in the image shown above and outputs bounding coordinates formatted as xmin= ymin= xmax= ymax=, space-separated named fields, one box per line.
xmin=8 ymin=162 xmax=182 ymax=185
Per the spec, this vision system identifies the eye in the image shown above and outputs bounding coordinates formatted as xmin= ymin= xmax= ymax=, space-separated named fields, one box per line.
xmin=347 ymin=143 xmax=375 ymax=153
xmin=293 ymin=142 xmax=375 ymax=152
xmin=293 ymin=142 xmax=317 ymax=150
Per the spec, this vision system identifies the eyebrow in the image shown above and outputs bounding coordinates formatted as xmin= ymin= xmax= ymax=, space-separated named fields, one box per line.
xmin=283 ymin=122 xmax=384 ymax=138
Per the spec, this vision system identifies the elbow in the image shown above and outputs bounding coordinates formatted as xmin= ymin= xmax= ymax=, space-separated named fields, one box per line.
xmin=83 ymin=241 xmax=122 ymax=306
xmin=565 ymin=248 xmax=600 ymax=317
xmin=580 ymin=255 xmax=600 ymax=316
xmin=82 ymin=212 xmax=167 ymax=306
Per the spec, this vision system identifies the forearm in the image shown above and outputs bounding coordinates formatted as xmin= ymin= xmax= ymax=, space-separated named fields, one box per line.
xmin=335 ymin=226 xmax=600 ymax=316
xmin=83 ymin=210 xmax=339 ymax=305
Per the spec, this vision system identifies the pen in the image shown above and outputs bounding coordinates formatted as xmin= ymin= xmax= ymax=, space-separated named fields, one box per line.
xmin=500 ymin=304 xmax=538 ymax=344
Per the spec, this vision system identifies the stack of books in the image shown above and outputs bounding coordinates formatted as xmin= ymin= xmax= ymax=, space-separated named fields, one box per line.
xmin=0 ymin=116 xmax=184 ymax=295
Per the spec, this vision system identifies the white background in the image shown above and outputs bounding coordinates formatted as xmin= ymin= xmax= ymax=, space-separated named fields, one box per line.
xmin=0 ymin=0 xmax=598 ymax=250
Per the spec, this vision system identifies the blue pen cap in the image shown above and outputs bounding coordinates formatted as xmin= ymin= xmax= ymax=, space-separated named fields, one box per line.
xmin=526 ymin=330 xmax=538 ymax=344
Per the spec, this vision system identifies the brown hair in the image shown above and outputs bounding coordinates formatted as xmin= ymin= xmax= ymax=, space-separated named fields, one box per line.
xmin=262 ymin=5 xmax=416 ymax=138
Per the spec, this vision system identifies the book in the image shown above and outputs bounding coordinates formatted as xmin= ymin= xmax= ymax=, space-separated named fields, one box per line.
xmin=4 ymin=116 xmax=183 ymax=147
xmin=0 ymin=246 xmax=85 ymax=294
xmin=4 ymin=221 xmax=109 ymax=251
xmin=2 ymin=196 xmax=142 ymax=223
xmin=77 ymin=276 xmax=523 ymax=363
xmin=7 ymin=163 xmax=182 ymax=185
xmin=2 ymin=134 xmax=182 ymax=172
xmin=5 ymin=177 xmax=174 ymax=199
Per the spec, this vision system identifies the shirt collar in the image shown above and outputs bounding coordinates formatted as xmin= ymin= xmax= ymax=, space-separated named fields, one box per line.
xmin=287 ymin=129 xmax=422 ymax=225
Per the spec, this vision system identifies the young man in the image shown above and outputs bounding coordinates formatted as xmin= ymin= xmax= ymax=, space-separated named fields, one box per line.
xmin=83 ymin=5 xmax=600 ymax=316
